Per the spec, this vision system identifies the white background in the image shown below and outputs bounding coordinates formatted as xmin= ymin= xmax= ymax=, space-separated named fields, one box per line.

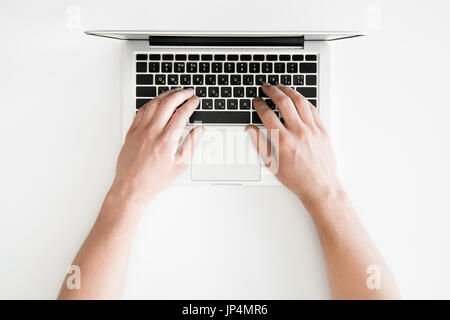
xmin=1 ymin=0 xmax=449 ymax=299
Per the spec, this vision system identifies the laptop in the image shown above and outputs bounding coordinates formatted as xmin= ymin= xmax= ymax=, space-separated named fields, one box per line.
xmin=85 ymin=31 xmax=364 ymax=185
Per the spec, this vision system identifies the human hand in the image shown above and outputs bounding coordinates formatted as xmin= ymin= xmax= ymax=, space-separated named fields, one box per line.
xmin=247 ymin=83 xmax=343 ymax=209
xmin=109 ymin=88 xmax=202 ymax=208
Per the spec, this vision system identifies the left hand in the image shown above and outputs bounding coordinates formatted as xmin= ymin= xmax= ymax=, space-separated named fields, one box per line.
xmin=110 ymin=88 xmax=202 ymax=207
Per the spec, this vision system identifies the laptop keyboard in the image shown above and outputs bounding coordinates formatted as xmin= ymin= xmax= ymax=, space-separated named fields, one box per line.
xmin=135 ymin=53 xmax=318 ymax=124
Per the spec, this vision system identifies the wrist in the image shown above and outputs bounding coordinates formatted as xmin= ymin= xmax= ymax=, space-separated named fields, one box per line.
xmin=297 ymin=185 xmax=350 ymax=220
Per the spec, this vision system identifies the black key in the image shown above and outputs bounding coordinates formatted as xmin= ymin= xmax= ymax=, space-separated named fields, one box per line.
xmin=136 ymin=86 xmax=156 ymax=97
xmin=158 ymin=86 xmax=170 ymax=95
xmin=148 ymin=62 xmax=159 ymax=72
xmin=205 ymin=75 xmax=216 ymax=85
xmin=162 ymin=54 xmax=174 ymax=61
xmin=268 ymin=75 xmax=279 ymax=85
xmin=279 ymin=55 xmax=290 ymax=61
xmin=186 ymin=62 xmax=197 ymax=73
xmin=214 ymin=54 xmax=226 ymax=61
xmin=305 ymin=54 xmax=317 ymax=61
xmin=252 ymin=112 xmax=262 ymax=124
xmin=233 ymin=87 xmax=244 ymax=97
xmin=224 ymin=63 xmax=235 ymax=73
xmin=202 ymin=99 xmax=213 ymax=109
xmin=252 ymin=111 xmax=279 ymax=124
xmin=136 ymin=74 xmax=153 ymax=85
xmin=281 ymin=75 xmax=291 ymax=85
xmin=221 ymin=87 xmax=232 ymax=97
xmin=249 ymin=63 xmax=260 ymax=73
xmin=230 ymin=75 xmax=241 ymax=85
xmin=292 ymin=54 xmax=304 ymax=61
xmin=227 ymin=54 xmax=239 ymax=61
xmin=308 ymin=99 xmax=317 ymax=107
xmin=136 ymin=98 xmax=150 ymax=108
xmin=208 ymin=87 xmax=220 ymax=97
xmin=190 ymin=111 xmax=249 ymax=123
xmin=199 ymin=62 xmax=210 ymax=73
xmin=243 ymin=75 xmax=254 ymax=85
xmin=188 ymin=54 xmax=200 ymax=61
xmin=136 ymin=54 xmax=147 ymax=60
xmin=237 ymin=63 xmax=247 ymax=73
xmin=161 ymin=62 xmax=173 ymax=73
xmin=266 ymin=55 xmax=277 ymax=61
xmin=170 ymin=86 xmax=181 ymax=90
xmin=265 ymin=99 xmax=276 ymax=109
xmin=155 ymin=74 xmax=166 ymax=85
xmin=253 ymin=54 xmax=264 ymax=61
xmin=193 ymin=75 xmax=204 ymax=85
xmin=136 ymin=62 xmax=147 ymax=72
xmin=211 ymin=63 xmax=222 ymax=73
xmin=218 ymin=75 xmax=229 ymax=85
xmin=175 ymin=54 xmax=187 ymax=61
xmin=300 ymin=63 xmax=317 ymax=73
xmin=262 ymin=63 xmax=272 ymax=73
xmin=201 ymin=54 xmax=213 ymax=61
xmin=287 ymin=63 xmax=298 ymax=73
xmin=258 ymin=87 xmax=268 ymax=98
xmin=255 ymin=75 xmax=266 ymax=85
xmin=214 ymin=99 xmax=226 ymax=109
xmin=240 ymin=54 xmax=252 ymax=61
xmin=274 ymin=63 xmax=285 ymax=73
xmin=293 ymin=75 xmax=304 ymax=85
xmin=196 ymin=87 xmax=207 ymax=97
xmin=306 ymin=75 xmax=317 ymax=85
xmin=240 ymin=99 xmax=251 ymax=110
xmin=227 ymin=99 xmax=239 ymax=110
xmin=246 ymin=87 xmax=257 ymax=98
xmin=180 ymin=74 xmax=191 ymax=85
xmin=174 ymin=62 xmax=185 ymax=73
xmin=168 ymin=74 xmax=178 ymax=85
xmin=149 ymin=54 xmax=161 ymax=60
xmin=296 ymin=87 xmax=317 ymax=98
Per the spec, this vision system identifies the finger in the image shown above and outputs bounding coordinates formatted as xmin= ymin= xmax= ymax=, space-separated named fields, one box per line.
xmin=309 ymin=103 xmax=322 ymax=128
xmin=174 ymin=126 xmax=203 ymax=169
xmin=140 ymin=88 xmax=182 ymax=127
xmin=150 ymin=88 xmax=195 ymax=130
xmin=245 ymin=125 xmax=277 ymax=171
xmin=276 ymin=84 xmax=314 ymax=126
xmin=130 ymin=103 xmax=148 ymax=131
xmin=261 ymin=83 xmax=301 ymax=128
xmin=253 ymin=97 xmax=284 ymax=131
xmin=166 ymin=95 xmax=200 ymax=132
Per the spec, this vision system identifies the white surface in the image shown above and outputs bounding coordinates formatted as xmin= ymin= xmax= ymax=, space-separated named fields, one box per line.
xmin=0 ymin=0 xmax=449 ymax=299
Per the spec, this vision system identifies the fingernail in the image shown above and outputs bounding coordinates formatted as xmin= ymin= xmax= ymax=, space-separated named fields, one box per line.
xmin=276 ymin=83 xmax=284 ymax=88
xmin=254 ymin=97 xmax=261 ymax=101
xmin=262 ymin=82 xmax=270 ymax=87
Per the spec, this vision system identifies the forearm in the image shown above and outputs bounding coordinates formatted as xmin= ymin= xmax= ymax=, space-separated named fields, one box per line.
xmin=58 ymin=189 xmax=146 ymax=300
xmin=304 ymin=190 xmax=401 ymax=300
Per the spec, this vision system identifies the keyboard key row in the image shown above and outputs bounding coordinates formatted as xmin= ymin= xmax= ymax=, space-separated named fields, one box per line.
xmin=136 ymin=62 xmax=317 ymax=74
xmin=137 ymin=74 xmax=315 ymax=86
xmin=136 ymin=97 xmax=316 ymax=111
xmin=136 ymin=54 xmax=316 ymax=61
xmin=136 ymin=85 xmax=316 ymax=98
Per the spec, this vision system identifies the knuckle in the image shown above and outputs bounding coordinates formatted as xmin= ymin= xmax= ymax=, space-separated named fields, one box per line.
xmin=279 ymin=96 xmax=292 ymax=106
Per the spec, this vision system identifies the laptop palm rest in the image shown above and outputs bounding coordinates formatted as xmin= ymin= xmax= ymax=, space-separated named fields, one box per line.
xmin=191 ymin=130 xmax=261 ymax=181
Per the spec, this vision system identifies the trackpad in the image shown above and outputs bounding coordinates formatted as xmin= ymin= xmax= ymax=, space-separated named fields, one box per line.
xmin=191 ymin=130 xmax=260 ymax=181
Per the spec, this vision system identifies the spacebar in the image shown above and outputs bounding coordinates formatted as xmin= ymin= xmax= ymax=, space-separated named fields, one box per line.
xmin=189 ymin=111 xmax=250 ymax=124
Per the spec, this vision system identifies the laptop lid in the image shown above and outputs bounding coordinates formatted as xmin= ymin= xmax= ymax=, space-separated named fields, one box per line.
xmin=85 ymin=30 xmax=366 ymax=44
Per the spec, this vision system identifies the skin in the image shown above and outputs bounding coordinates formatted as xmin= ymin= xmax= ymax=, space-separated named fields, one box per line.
xmin=58 ymin=84 xmax=400 ymax=300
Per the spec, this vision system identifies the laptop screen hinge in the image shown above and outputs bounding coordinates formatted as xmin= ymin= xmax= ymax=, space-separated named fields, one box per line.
xmin=148 ymin=36 xmax=304 ymax=48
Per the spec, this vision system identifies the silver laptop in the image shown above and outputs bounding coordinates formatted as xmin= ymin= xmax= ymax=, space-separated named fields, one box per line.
xmin=85 ymin=31 xmax=364 ymax=185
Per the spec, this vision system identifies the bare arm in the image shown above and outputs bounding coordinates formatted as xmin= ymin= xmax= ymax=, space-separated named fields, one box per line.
xmin=58 ymin=88 xmax=202 ymax=299
xmin=247 ymin=83 xmax=400 ymax=299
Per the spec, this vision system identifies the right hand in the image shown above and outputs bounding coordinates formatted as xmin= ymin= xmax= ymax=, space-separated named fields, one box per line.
xmin=246 ymin=83 xmax=344 ymax=209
